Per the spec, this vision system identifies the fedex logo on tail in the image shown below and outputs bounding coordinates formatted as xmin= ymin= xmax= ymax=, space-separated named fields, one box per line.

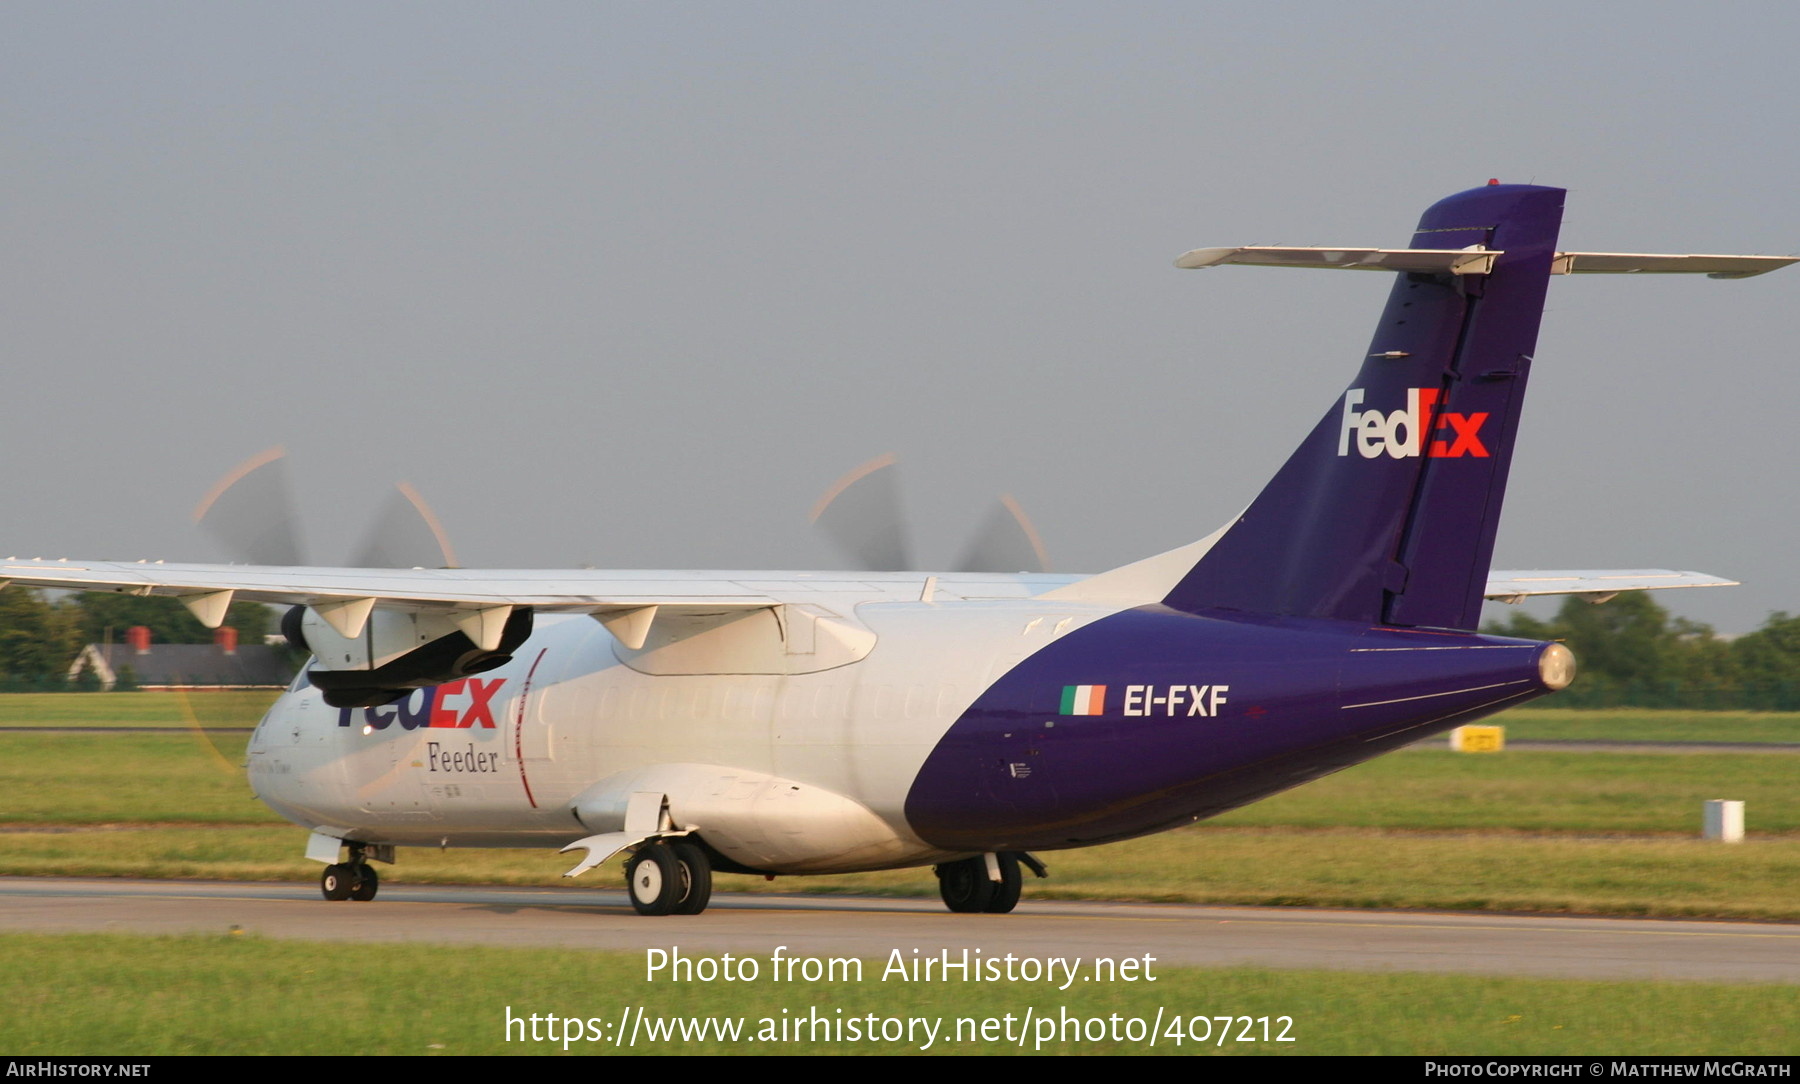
xmin=1336 ymin=388 xmax=1489 ymax=459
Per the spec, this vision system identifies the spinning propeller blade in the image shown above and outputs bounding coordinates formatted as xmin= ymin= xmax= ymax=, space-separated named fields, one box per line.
xmin=811 ymin=455 xmax=1051 ymax=573
xmin=196 ymin=449 xmax=456 ymax=568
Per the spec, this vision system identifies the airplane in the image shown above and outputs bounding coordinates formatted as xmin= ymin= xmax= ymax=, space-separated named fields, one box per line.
xmin=4 ymin=182 xmax=1788 ymax=916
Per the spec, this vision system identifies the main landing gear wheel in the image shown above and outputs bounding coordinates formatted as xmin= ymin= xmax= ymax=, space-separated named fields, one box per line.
xmin=986 ymin=852 xmax=1023 ymax=914
xmin=627 ymin=841 xmax=714 ymax=916
xmin=321 ymin=863 xmax=353 ymax=901
xmin=349 ymin=862 xmax=379 ymax=901
xmin=668 ymin=841 xmax=713 ymax=916
xmin=935 ymin=853 xmax=1022 ymax=914
xmin=935 ymin=856 xmax=994 ymax=913
xmin=627 ymin=844 xmax=682 ymax=916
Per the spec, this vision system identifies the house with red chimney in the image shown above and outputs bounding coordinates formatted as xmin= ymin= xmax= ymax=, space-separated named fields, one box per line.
xmin=67 ymin=625 xmax=296 ymax=690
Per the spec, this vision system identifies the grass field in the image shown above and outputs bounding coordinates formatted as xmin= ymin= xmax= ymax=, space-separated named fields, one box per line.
xmin=5 ymin=731 xmax=1793 ymax=834
xmin=1490 ymin=707 xmax=1800 ymax=744
xmin=0 ymin=690 xmax=280 ymax=728
xmin=0 ymin=733 xmax=276 ymax=823
xmin=3 ymin=933 xmax=1793 ymax=1055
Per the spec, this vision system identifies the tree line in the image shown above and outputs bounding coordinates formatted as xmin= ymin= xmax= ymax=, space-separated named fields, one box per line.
xmin=0 ymin=588 xmax=276 ymax=691
xmin=1485 ymin=593 xmax=1800 ymax=709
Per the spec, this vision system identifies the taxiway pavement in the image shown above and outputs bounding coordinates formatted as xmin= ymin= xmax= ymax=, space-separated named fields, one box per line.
xmin=2 ymin=877 xmax=1795 ymax=983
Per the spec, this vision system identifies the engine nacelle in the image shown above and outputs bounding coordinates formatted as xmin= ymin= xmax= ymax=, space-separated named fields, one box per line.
xmin=283 ymin=604 xmax=533 ymax=708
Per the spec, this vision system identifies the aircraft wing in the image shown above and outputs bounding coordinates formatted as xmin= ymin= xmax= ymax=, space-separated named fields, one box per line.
xmin=1483 ymin=569 xmax=1737 ymax=605
xmin=1 ymin=557 xmax=1738 ymax=638
xmin=0 ymin=558 xmax=775 ymax=609
xmin=0 ymin=558 xmax=776 ymax=650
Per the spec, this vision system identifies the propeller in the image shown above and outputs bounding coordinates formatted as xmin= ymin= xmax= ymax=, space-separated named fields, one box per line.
xmin=191 ymin=446 xmax=306 ymax=566
xmin=348 ymin=482 xmax=460 ymax=569
xmin=809 ymin=453 xmax=913 ymax=572
xmin=194 ymin=447 xmax=458 ymax=568
xmin=954 ymin=493 xmax=1051 ymax=576
xmin=810 ymin=454 xmax=1051 ymax=574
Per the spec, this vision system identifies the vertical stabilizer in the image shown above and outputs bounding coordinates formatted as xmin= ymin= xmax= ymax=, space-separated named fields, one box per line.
xmin=1164 ymin=184 xmax=1565 ymax=630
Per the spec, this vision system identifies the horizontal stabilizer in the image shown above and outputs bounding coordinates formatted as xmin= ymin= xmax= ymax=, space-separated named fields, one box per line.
xmin=1175 ymin=246 xmax=1500 ymax=274
xmin=1177 ymin=246 xmax=1795 ymax=279
xmin=1483 ymin=569 xmax=1737 ymax=605
xmin=1549 ymin=252 xmax=1797 ymax=278
xmin=1045 ymin=550 xmax=1736 ymax=609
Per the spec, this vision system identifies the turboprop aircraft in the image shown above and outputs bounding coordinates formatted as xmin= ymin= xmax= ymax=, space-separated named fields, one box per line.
xmin=5 ymin=183 xmax=1787 ymax=916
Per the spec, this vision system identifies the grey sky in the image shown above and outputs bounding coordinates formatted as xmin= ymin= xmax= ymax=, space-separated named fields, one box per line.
xmin=6 ymin=2 xmax=1796 ymax=633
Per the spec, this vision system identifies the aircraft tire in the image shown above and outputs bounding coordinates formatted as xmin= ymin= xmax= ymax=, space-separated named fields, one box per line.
xmin=349 ymin=863 xmax=379 ymax=902
xmin=935 ymin=857 xmax=996 ymax=913
xmin=320 ymin=863 xmax=353 ymax=901
xmin=627 ymin=844 xmax=682 ymax=916
xmin=668 ymin=841 xmax=713 ymax=915
xmin=983 ymin=852 xmax=1023 ymax=914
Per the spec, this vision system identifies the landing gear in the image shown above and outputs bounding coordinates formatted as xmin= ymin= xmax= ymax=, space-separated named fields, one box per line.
xmin=668 ymin=841 xmax=713 ymax=915
xmin=936 ymin=856 xmax=994 ymax=912
xmin=321 ymin=863 xmax=353 ymax=901
xmin=986 ymin=852 xmax=1022 ymax=913
xmin=627 ymin=844 xmax=680 ymax=915
xmin=626 ymin=840 xmax=713 ymax=916
xmin=935 ymin=852 xmax=1023 ymax=914
xmin=320 ymin=843 xmax=381 ymax=902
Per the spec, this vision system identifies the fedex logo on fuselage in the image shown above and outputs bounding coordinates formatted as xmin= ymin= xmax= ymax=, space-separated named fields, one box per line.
xmin=1336 ymin=388 xmax=1489 ymax=459
xmin=335 ymin=678 xmax=505 ymax=730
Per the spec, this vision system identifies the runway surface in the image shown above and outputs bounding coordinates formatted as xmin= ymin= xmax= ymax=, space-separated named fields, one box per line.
xmin=3 ymin=877 xmax=1796 ymax=984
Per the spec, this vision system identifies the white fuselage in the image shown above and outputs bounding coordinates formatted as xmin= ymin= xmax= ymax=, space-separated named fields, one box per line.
xmin=248 ymin=579 xmax=1116 ymax=875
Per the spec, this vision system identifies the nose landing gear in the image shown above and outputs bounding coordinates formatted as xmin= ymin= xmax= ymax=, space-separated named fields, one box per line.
xmin=319 ymin=842 xmax=380 ymax=902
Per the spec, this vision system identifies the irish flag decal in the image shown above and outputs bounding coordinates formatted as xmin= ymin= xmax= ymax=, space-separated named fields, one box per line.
xmin=1060 ymin=685 xmax=1107 ymax=716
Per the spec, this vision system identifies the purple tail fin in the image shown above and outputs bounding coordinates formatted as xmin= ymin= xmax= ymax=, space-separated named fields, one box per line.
xmin=1164 ymin=184 xmax=1565 ymax=630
